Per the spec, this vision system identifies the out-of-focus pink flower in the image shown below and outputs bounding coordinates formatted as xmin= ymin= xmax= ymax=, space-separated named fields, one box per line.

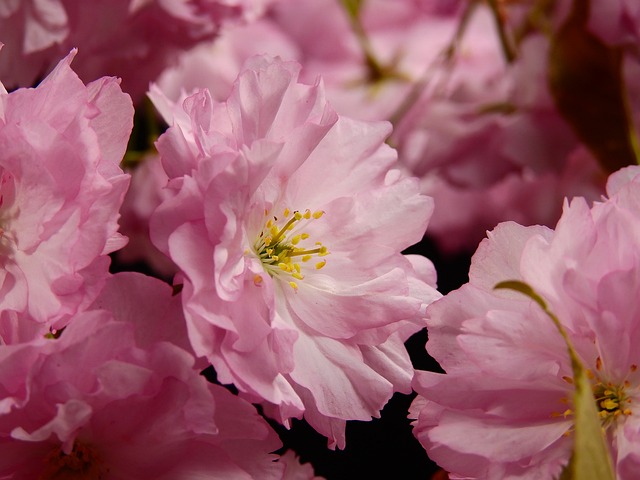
xmin=393 ymin=17 xmax=607 ymax=252
xmin=156 ymin=18 xmax=300 ymax=102
xmin=155 ymin=0 xmax=467 ymax=119
xmin=0 ymin=272 xmax=284 ymax=479
xmin=0 ymin=50 xmax=131 ymax=332
xmin=411 ymin=165 xmax=640 ymax=478
xmin=588 ymin=0 xmax=640 ymax=46
xmin=0 ymin=0 xmax=263 ymax=101
xmin=150 ymin=56 xmax=440 ymax=448
xmin=116 ymin=154 xmax=178 ymax=278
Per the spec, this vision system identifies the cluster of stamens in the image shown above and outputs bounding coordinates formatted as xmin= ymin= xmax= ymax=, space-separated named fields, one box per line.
xmin=253 ymin=207 xmax=329 ymax=292
xmin=40 ymin=441 xmax=107 ymax=479
xmin=553 ymin=358 xmax=636 ymax=433
xmin=591 ymin=359 xmax=635 ymax=428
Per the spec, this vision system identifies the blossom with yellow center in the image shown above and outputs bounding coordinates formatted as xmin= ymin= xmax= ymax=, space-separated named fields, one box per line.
xmin=149 ymin=56 xmax=438 ymax=448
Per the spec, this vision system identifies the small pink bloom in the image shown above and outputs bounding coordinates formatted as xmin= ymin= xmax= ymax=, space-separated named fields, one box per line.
xmin=411 ymin=166 xmax=640 ymax=478
xmin=0 ymin=272 xmax=283 ymax=479
xmin=0 ymin=50 xmax=131 ymax=332
xmin=150 ymin=56 xmax=440 ymax=448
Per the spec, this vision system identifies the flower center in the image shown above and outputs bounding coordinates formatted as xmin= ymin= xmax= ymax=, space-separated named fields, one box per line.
xmin=253 ymin=207 xmax=329 ymax=291
xmin=40 ymin=441 xmax=107 ymax=480
xmin=553 ymin=361 xmax=637 ymax=431
xmin=591 ymin=359 xmax=636 ymax=428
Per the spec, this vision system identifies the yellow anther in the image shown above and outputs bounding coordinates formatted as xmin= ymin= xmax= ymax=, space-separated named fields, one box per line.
xmin=623 ymin=409 xmax=633 ymax=416
xmin=315 ymin=260 xmax=326 ymax=270
xmin=272 ymin=255 xmax=279 ymax=261
xmin=292 ymin=235 xmax=301 ymax=245
xmin=601 ymin=399 xmax=618 ymax=410
xmin=264 ymin=236 xmax=272 ymax=246
xmin=270 ymin=225 xmax=280 ymax=236
xmin=302 ymin=255 xmax=312 ymax=262
xmin=294 ymin=211 xmax=303 ymax=220
xmin=293 ymin=263 xmax=301 ymax=273
xmin=266 ymin=248 xmax=274 ymax=256
xmin=319 ymin=247 xmax=329 ymax=256
xmin=303 ymin=209 xmax=311 ymax=219
xmin=563 ymin=409 xmax=573 ymax=418
xmin=283 ymin=208 xmax=290 ymax=217
xmin=289 ymin=281 xmax=299 ymax=291
xmin=254 ymin=275 xmax=263 ymax=286
xmin=278 ymin=263 xmax=290 ymax=272
xmin=266 ymin=219 xmax=273 ymax=228
xmin=312 ymin=210 xmax=324 ymax=219
xmin=301 ymin=233 xmax=310 ymax=240
xmin=599 ymin=410 xmax=608 ymax=418
xmin=292 ymin=272 xmax=304 ymax=280
xmin=586 ymin=369 xmax=595 ymax=380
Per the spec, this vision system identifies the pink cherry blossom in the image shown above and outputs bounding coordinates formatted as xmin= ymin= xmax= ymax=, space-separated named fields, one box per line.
xmin=411 ymin=165 xmax=640 ymax=478
xmin=0 ymin=0 xmax=262 ymax=101
xmin=0 ymin=50 xmax=131 ymax=332
xmin=149 ymin=55 xmax=440 ymax=448
xmin=0 ymin=272 xmax=284 ymax=479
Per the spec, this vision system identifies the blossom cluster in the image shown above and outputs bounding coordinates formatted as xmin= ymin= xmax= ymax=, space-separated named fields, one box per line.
xmin=0 ymin=0 xmax=639 ymax=478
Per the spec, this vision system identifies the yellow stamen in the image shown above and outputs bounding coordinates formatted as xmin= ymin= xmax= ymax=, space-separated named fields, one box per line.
xmin=315 ymin=260 xmax=326 ymax=270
